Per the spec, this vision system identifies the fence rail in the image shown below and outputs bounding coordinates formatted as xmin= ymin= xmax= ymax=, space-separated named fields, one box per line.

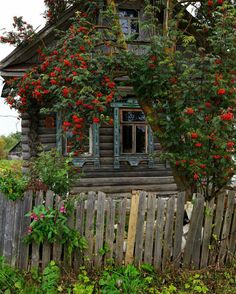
xmin=0 ymin=190 xmax=235 ymax=271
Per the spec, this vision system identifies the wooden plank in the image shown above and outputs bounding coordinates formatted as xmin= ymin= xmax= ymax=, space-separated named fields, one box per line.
xmin=227 ymin=202 xmax=236 ymax=263
xmin=11 ymin=200 xmax=23 ymax=267
xmin=173 ymin=192 xmax=185 ymax=267
xmin=3 ymin=200 xmax=15 ymax=264
xmin=0 ymin=193 xmax=7 ymax=256
xmin=74 ymin=195 xmax=85 ymax=271
xmin=218 ymin=191 xmax=235 ymax=266
xmin=162 ymin=195 xmax=175 ymax=270
xmin=208 ymin=192 xmax=225 ymax=265
xmin=191 ymin=196 xmax=205 ymax=269
xmin=200 ymin=197 xmax=215 ymax=269
xmin=94 ymin=192 xmax=106 ymax=267
xmin=153 ymin=198 xmax=166 ymax=270
xmin=52 ymin=196 xmax=63 ymax=262
xmin=183 ymin=195 xmax=204 ymax=268
xmin=19 ymin=191 xmax=33 ymax=270
xmin=125 ymin=192 xmax=140 ymax=265
xmin=144 ymin=193 xmax=156 ymax=264
xmin=31 ymin=191 xmax=44 ymax=269
xmin=64 ymin=200 xmax=75 ymax=269
xmin=84 ymin=191 xmax=96 ymax=267
xmin=115 ymin=197 xmax=127 ymax=265
xmin=134 ymin=191 xmax=147 ymax=266
xmin=104 ymin=198 xmax=115 ymax=265
xmin=42 ymin=191 xmax=54 ymax=269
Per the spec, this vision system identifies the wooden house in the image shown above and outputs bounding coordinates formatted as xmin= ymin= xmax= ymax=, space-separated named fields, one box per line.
xmin=0 ymin=1 xmax=179 ymax=195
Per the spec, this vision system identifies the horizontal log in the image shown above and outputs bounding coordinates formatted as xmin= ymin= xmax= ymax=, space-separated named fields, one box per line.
xmin=72 ymin=184 xmax=178 ymax=194
xmin=38 ymin=127 xmax=56 ymax=135
xmin=100 ymin=143 xmax=114 ymax=150
xmin=38 ymin=134 xmax=57 ymax=144
xmin=80 ymin=170 xmax=173 ymax=178
xmin=74 ymin=176 xmax=176 ymax=187
xmin=100 ymin=135 xmax=113 ymax=144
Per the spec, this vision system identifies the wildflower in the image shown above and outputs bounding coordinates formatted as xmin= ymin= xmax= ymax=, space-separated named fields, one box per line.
xmin=59 ymin=205 xmax=66 ymax=214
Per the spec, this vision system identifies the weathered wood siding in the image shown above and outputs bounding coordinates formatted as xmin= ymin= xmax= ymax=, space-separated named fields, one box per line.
xmin=21 ymin=115 xmax=177 ymax=194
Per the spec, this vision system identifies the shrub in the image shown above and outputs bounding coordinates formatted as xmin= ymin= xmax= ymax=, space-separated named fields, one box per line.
xmin=29 ymin=150 xmax=74 ymax=196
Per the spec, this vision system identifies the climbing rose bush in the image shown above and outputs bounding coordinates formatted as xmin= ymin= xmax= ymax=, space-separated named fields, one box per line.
xmin=2 ymin=0 xmax=236 ymax=199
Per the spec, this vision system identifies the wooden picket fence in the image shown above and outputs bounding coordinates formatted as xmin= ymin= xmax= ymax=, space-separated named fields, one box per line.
xmin=0 ymin=190 xmax=235 ymax=271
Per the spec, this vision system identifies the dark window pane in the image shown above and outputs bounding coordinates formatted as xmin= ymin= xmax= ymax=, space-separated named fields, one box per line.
xmin=119 ymin=9 xmax=138 ymax=18
xmin=119 ymin=19 xmax=129 ymax=35
xmin=131 ymin=19 xmax=139 ymax=36
xmin=122 ymin=111 xmax=145 ymax=122
xmin=136 ymin=126 xmax=146 ymax=153
xmin=122 ymin=125 xmax=133 ymax=153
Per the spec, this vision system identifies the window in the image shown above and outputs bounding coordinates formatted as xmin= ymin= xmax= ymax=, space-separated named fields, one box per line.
xmin=65 ymin=125 xmax=93 ymax=156
xmin=119 ymin=9 xmax=139 ymax=39
xmin=120 ymin=109 xmax=148 ymax=154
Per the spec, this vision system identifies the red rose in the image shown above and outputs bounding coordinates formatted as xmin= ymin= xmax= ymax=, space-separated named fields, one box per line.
xmin=185 ymin=107 xmax=194 ymax=115
xmin=195 ymin=142 xmax=202 ymax=147
xmin=208 ymin=0 xmax=214 ymax=6
xmin=62 ymin=88 xmax=69 ymax=97
xmin=50 ymin=79 xmax=57 ymax=85
xmin=191 ymin=132 xmax=198 ymax=139
xmin=227 ymin=142 xmax=234 ymax=149
xmin=205 ymin=102 xmax=211 ymax=108
xmin=193 ymin=173 xmax=199 ymax=181
xmin=79 ymin=46 xmax=86 ymax=52
xmin=212 ymin=155 xmax=221 ymax=159
xmin=217 ymin=88 xmax=226 ymax=95
xmin=64 ymin=59 xmax=72 ymax=67
xmin=93 ymin=117 xmax=100 ymax=123
xmin=108 ymin=82 xmax=115 ymax=89
xmin=63 ymin=121 xmax=71 ymax=127
xmin=220 ymin=112 xmax=234 ymax=121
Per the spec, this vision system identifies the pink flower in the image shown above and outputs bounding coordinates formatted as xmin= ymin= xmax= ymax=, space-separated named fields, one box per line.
xmin=28 ymin=227 xmax=33 ymax=234
xmin=60 ymin=205 xmax=66 ymax=213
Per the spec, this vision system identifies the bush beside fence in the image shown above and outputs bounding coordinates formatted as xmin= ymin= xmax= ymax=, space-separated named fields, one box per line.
xmin=0 ymin=190 xmax=235 ymax=271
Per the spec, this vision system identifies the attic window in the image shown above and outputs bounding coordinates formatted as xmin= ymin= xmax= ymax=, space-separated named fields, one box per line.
xmin=119 ymin=9 xmax=139 ymax=39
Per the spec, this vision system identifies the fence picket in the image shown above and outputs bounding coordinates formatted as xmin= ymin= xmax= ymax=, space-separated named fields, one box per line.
xmin=218 ymin=191 xmax=235 ymax=265
xmin=125 ymin=192 xmax=139 ymax=265
xmin=19 ymin=191 xmax=32 ymax=270
xmin=3 ymin=201 xmax=15 ymax=264
xmin=162 ymin=196 xmax=175 ymax=270
xmin=42 ymin=191 xmax=54 ymax=269
xmin=183 ymin=195 xmax=204 ymax=268
xmin=115 ymin=197 xmax=127 ymax=266
xmin=200 ymin=198 xmax=215 ymax=268
xmin=227 ymin=203 xmax=236 ymax=263
xmin=191 ymin=196 xmax=204 ymax=269
xmin=104 ymin=197 xmax=115 ymax=265
xmin=209 ymin=192 xmax=226 ymax=265
xmin=31 ymin=191 xmax=44 ymax=269
xmin=74 ymin=195 xmax=85 ymax=271
xmin=84 ymin=191 xmax=96 ymax=267
xmin=134 ymin=191 xmax=147 ymax=266
xmin=94 ymin=192 xmax=106 ymax=267
xmin=173 ymin=192 xmax=185 ymax=267
xmin=153 ymin=198 xmax=166 ymax=270
xmin=144 ymin=193 xmax=156 ymax=264
xmin=52 ymin=195 xmax=63 ymax=262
